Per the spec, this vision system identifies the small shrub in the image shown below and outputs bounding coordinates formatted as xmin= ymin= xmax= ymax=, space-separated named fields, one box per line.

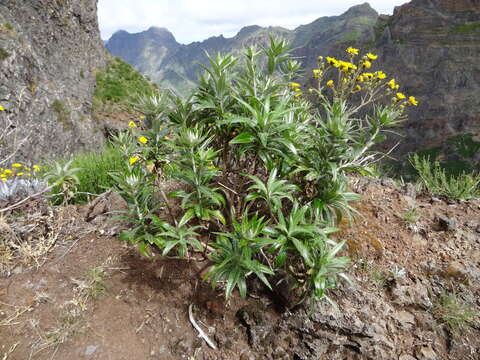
xmin=3 ymin=23 xmax=13 ymax=31
xmin=410 ymin=154 xmax=480 ymax=199
xmin=0 ymin=47 xmax=10 ymax=60
xmin=52 ymin=100 xmax=71 ymax=128
xmin=433 ymin=292 xmax=478 ymax=330
xmin=402 ymin=206 xmax=419 ymax=224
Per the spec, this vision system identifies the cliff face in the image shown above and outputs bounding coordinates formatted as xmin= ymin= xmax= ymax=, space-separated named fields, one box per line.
xmin=0 ymin=0 xmax=107 ymax=162
xmin=373 ymin=0 xmax=480 ymax=152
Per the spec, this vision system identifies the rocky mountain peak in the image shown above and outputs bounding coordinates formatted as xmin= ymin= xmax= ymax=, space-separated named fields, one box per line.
xmin=145 ymin=26 xmax=177 ymax=42
xmin=342 ymin=2 xmax=378 ymax=17
xmin=236 ymin=25 xmax=263 ymax=38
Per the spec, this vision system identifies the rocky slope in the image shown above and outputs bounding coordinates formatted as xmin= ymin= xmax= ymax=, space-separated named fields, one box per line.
xmin=0 ymin=0 xmax=107 ymax=162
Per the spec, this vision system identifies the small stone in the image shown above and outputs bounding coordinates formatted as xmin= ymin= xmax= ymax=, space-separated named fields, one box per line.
xmin=430 ymin=197 xmax=442 ymax=203
xmin=437 ymin=216 xmax=456 ymax=231
xmin=395 ymin=311 xmax=415 ymax=328
xmin=399 ymin=355 xmax=417 ymax=360
xmin=381 ymin=178 xmax=396 ymax=187
xmin=240 ymin=353 xmax=255 ymax=360
xmin=404 ymin=183 xmax=417 ymax=198
xmin=445 ymin=261 xmax=468 ymax=281
xmin=85 ymin=345 xmax=97 ymax=357
xmin=415 ymin=345 xmax=437 ymax=360
xmin=12 ymin=266 xmax=23 ymax=275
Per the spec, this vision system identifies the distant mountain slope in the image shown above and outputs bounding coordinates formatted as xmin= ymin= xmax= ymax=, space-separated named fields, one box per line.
xmin=106 ymin=3 xmax=378 ymax=92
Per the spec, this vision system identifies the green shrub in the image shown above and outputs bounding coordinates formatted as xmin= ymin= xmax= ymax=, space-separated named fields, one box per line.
xmin=410 ymin=154 xmax=480 ymax=199
xmin=3 ymin=23 xmax=13 ymax=31
xmin=111 ymin=40 xmax=413 ymax=304
xmin=0 ymin=47 xmax=10 ymax=60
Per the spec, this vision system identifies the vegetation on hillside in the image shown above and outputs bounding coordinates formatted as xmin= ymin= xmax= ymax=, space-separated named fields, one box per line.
xmin=93 ymin=56 xmax=157 ymax=112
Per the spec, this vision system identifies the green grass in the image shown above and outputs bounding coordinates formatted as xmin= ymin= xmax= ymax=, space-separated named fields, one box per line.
xmin=452 ymin=23 xmax=480 ymax=34
xmin=44 ymin=146 xmax=128 ymax=204
xmin=94 ymin=56 xmax=156 ymax=110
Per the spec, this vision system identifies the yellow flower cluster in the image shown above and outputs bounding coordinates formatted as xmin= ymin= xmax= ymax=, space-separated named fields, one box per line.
xmin=312 ymin=47 xmax=419 ymax=107
xmin=0 ymin=163 xmax=40 ymax=182
xmin=0 ymin=105 xmax=5 ymax=111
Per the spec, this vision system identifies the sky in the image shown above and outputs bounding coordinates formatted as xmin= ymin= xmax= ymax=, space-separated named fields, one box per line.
xmin=98 ymin=0 xmax=409 ymax=44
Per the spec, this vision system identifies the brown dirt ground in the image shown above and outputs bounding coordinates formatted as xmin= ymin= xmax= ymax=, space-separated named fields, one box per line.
xmin=1 ymin=179 xmax=479 ymax=359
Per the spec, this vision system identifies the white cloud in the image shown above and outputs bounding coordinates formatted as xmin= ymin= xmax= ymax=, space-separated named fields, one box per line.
xmin=98 ymin=0 xmax=409 ymax=44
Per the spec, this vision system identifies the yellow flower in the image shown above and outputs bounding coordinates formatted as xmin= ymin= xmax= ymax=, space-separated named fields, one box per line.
xmin=366 ymin=53 xmax=378 ymax=60
xmin=128 ymin=121 xmax=136 ymax=128
xmin=164 ymin=135 xmax=170 ymax=140
xmin=317 ymin=56 xmax=323 ymax=62
xmin=138 ymin=136 xmax=148 ymax=144
xmin=326 ymin=57 xmax=339 ymax=67
xmin=33 ymin=165 xmax=41 ymax=172
xmin=326 ymin=80 xmax=334 ymax=88
xmin=294 ymin=88 xmax=301 ymax=92
xmin=386 ymin=79 xmax=397 ymax=89
xmin=346 ymin=47 xmax=359 ymax=56
xmin=139 ymin=115 xmax=145 ymax=120
xmin=129 ymin=156 xmax=139 ymax=166
xmin=16 ymin=172 xmax=24 ymax=176
xmin=409 ymin=96 xmax=419 ymax=106
xmin=12 ymin=163 xmax=22 ymax=168
xmin=396 ymin=92 xmax=406 ymax=100
xmin=362 ymin=60 xmax=372 ymax=69
xmin=294 ymin=93 xmax=302 ymax=97
xmin=207 ymin=165 xmax=216 ymax=170
xmin=338 ymin=61 xmax=357 ymax=72
xmin=356 ymin=75 xmax=365 ymax=82
xmin=312 ymin=69 xmax=321 ymax=78
xmin=4 ymin=169 xmax=12 ymax=175
xmin=0 ymin=105 xmax=4 ymax=111
xmin=354 ymin=85 xmax=362 ymax=92
xmin=375 ymin=71 xmax=387 ymax=80
xmin=290 ymin=82 xmax=301 ymax=88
